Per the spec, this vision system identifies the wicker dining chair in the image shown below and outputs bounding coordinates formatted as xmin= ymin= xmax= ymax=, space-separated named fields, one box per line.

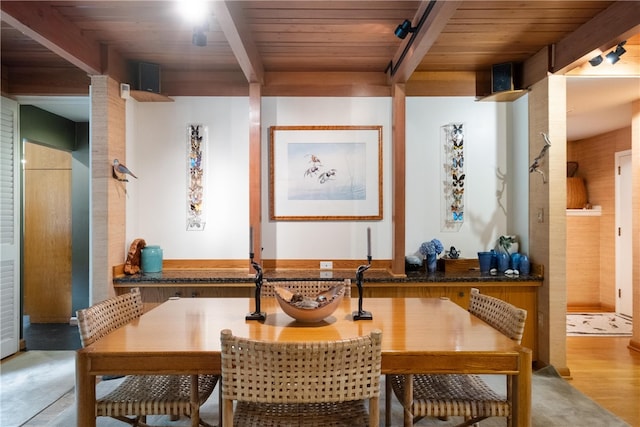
xmin=76 ymin=288 xmax=218 ymax=427
xmin=261 ymin=278 xmax=352 ymax=298
xmin=386 ymin=288 xmax=527 ymax=427
xmin=220 ymin=328 xmax=382 ymax=427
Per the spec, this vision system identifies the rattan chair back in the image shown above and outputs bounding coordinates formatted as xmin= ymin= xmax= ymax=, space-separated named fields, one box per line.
xmin=76 ymin=288 xmax=217 ymax=427
xmin=77 ymin=287 xmax=143 ymax=347
xmin=468 ymin=287 xmax=527 ymax=344
xmin=261 ymin=279 xmax=351 ymax=298
xmin=386 ymin=289 xmax=528 ymax=427
xmin=221 ymin=328 xmax=382 ymax=427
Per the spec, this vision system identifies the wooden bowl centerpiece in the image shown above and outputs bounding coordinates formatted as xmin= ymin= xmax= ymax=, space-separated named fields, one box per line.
xmin=274 ymin=284 xmax=345 ymax=323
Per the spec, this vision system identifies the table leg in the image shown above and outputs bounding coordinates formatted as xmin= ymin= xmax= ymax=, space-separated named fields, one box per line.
xmin=403 ymin=374 xmax=413 ymax=427
xmin=385 ymin=375 xmax=392 ymax=427
xmin=190 ymin=375 xmax=199 ymax=427
xmin=513 ymin=347 xmax=532 ymax=427
xmin=75 ymin=352 xmax=96 ymax=427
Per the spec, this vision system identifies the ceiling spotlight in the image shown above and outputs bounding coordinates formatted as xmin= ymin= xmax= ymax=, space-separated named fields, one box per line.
xmin=394 ymin=19 xmax=416 ymax=39
xmin=192 ymin=24 xmax=207 ymax=47
xmin=605 ymin=41 xmax=627 ymax=64
xmin=588 ymin=55 xmax=603 ymax=67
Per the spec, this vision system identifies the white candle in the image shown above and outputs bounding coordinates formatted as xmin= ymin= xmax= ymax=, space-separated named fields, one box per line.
xmin=367 ymin=227 xmax=371 ymax=257
xmin=249 ymin=226 xmax=254 ymax=254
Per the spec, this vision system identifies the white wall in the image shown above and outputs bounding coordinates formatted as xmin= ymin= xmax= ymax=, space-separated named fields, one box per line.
xmin=406 ymin=97 xmax=511 ymax=258
xmin=126 ymin=95 xmax=525 ymax=262
xmin=126 ymin=97 xmax=250 ymax=259
xmin=261 ymin=97 xmax=393 ymax=260
xmin=510 ymin=94 xmax=530 ymax=253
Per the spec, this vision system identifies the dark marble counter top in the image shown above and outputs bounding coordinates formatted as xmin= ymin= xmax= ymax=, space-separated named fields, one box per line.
xmin=113 ymin=268 xmax=543 ymax=285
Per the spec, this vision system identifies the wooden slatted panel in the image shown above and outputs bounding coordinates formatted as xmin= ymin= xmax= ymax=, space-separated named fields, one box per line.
xmin=0 ymin=98 xmax=20 ymax=358
xmin=241 ymin=1 xmax=419 ymax=72
xmin=53 ymin=1 xmax=241 ymax=73
xmin=1 ymin=1 xmax=634 ymax=94
xmin=417 ymin=0 xmax=617 ymax=72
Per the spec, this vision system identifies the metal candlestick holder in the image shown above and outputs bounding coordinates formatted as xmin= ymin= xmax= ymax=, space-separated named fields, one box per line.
xmin=352 ymin=256 xmax=373 ymax=320
xmin=245 ymin=253 xmax=266 ymax=321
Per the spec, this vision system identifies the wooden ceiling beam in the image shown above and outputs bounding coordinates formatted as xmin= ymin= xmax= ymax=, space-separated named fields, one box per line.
xmin=388 ymin=0 xmax=463 ymax=84
xmin=551 ymin=1 xmax=640 ymax=74
xmin=263 ymin=71 xmax=390 ymax=97
xmin=0 ymin=2 xmax=102 ymax=75
xmin=212 ymin=0 xmax=264 ymax=84
xmin=6 ymin=66 xmax=89 ymax=95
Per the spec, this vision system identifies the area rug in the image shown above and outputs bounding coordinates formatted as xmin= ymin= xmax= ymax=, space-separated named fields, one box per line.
xmin=45 ymin=365 xmax=629 ymax=426
xmin=0 ymin=350 xmax=75 ymax=427
xmin=567 ymin=312 xmax=633 ymax=336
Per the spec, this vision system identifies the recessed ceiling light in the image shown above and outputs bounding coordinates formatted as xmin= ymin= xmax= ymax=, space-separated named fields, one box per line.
xmin=177 ymin=0 xmax=208 ymax=24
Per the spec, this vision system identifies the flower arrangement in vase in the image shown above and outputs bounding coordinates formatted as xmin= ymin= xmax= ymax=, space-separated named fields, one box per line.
xmin=496 ymin=235 xmax=519 ymax=255
xmin=420 ymin=239 xmax=444 ymax=273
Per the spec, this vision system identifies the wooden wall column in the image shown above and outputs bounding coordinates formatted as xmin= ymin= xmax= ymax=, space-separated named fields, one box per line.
xmin=90 ymin=75 xmax=126 ymax=303
xmin=249 ymin=83 xmax=262 ymax=268
xmin=630 ymin=99 xmax=640 ymax=353
xmin=391 ymin=83 xmax=406 ymax=276
xmin=528 ymin=75 xmax=568 ymax=373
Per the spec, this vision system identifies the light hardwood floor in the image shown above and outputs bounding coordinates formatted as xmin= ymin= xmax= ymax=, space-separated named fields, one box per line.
xmin=566 ymin=336 xmax=640 ymax=426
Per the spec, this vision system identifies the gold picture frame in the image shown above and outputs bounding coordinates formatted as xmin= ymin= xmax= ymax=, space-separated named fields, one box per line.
xmin=269 ymin=125 xmax=383 ymax=221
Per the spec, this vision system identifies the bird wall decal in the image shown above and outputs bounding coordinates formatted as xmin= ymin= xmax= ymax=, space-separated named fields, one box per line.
xmin=112 ymin=159 xmax=138 ymax=182
xmin=529 ymin=132 xmax=552 ymax=184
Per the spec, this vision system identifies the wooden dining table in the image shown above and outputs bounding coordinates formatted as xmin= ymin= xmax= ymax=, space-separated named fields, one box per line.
xmin=76 ymin=296 xmax=531 ymax=427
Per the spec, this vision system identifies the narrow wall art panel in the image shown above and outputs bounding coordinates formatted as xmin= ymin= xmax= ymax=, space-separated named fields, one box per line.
xmin=441 ymin=123 xmax=464 ymax=231
xmin=187 ymin=124 xmax=206 ymax=230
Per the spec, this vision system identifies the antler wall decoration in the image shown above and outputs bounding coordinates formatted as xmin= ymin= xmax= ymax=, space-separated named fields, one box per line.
xmin=529 ymin=132 xmax=552 ymax=183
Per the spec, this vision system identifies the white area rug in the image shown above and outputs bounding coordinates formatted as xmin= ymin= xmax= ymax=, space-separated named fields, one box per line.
xmin=0 ymin=351 xmax=75 ymax=427
xmin=567 ymin=313 xmax=633 ymax=336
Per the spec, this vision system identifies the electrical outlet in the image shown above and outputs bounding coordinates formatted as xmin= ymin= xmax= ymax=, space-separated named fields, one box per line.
xmin=537 ymin=208 xmax=544 ymax=223
xmin=538 ymin=311 xmax=544 ymax=330
xmin=320 ymin=261 xmax=333 ymax=269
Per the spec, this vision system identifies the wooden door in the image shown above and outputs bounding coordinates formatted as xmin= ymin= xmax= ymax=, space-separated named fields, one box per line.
xmin=24 ymin=143 xmax=72 ymax=323
xmin=615 ymin=150 xmax=632 ymax=317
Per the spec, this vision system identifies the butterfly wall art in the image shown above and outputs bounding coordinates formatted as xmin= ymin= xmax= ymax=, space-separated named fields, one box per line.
xmin=187 ymin=124 xmax=206 ymax=231
xmin=441 ymin=123 xmax=465 ymax=230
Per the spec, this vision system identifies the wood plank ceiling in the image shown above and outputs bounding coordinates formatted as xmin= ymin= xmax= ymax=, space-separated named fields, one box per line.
xmin=1 ymin=1 xmax=638 ymax=97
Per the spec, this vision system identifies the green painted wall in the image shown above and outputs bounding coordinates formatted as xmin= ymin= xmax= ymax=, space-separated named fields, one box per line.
xmin=20 ymin=105 xmax=77 ymax=151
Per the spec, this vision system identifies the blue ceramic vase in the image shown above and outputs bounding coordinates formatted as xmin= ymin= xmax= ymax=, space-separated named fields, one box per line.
xmin=519 ymin=255 xmax=531 ymax=275
xmin=496 ymin=252 xmax=509 ymax=272
xmin=141 ymin=245 xmax=163 ymax=273
xmin=426 ymin=253 xmax=437 ymax=273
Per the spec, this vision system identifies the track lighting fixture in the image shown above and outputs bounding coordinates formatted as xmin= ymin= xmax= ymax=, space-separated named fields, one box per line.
xmin=387 ymin=1 xmax=437 ymax=77
xmin=394 ymin=19 xmax=416 ymax=39
xmin=192 ymin=23 xmax=208 ymax=47
xmin=589 ymin=41 xmax=626 ymax=66
xmin=605 ymin=41 xmax=626 ymax=64
xmin=588 ymin=55 xmax=603 ymax=67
